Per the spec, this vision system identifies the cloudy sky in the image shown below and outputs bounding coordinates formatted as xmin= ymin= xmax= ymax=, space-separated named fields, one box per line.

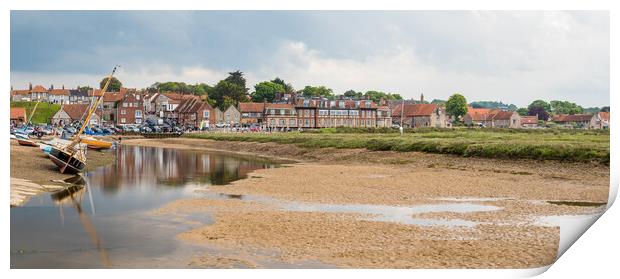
xmin=10 ymin=11 xmax=609 ymax=107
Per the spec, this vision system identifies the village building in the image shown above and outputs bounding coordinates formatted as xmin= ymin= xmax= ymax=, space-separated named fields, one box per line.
xmin=68 ymin=90 xmax=90 ymax=104
xmin=463 ymin=107 xmax=494 ymax=126
xmin=489 ymin=111 xmax=521 ymax=128
xmin=223 ymin=105 xmax=241 ymax=125
xmin=11 ymin=90 xmax=31 ymax=102
xmin=173 ymin=97 xmax=216 ymax=128
xmin=552 ymin=114 xmax=597 ymax=129
xmin=238 ymin=102 xmax=266 ymax=125
xmin=265 ymin=103 xmax=297 ymax=129
xmin=117 ymin=91 xmax=144 ymax=125
xmin=214 ymin=107 xmax=224 ymax=124
xmin=376 ymin=106 xmax=392 ymax=127
xmin=391 ymin=104 xmax=447 ymax=128
xmin=596 ymin=112 xmax=610 ymax=129
xmin=520 ymin=116 xmax=539 ymax=128
xmin=48 ymin=87 xmax=70 ymax=104
xmin=10 ymin=107 xmax=27 ymax=125
xmin=29 ymin=85 xmax=49 ymax=102
xmin=51 ymin=104 xmax=101 ymax=126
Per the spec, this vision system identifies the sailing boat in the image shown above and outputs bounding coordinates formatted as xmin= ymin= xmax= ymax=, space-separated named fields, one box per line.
xmin=48 ymin=66 xmax=118 ymax=174
xmin=17 ymin=98 xmax=42 ymax=147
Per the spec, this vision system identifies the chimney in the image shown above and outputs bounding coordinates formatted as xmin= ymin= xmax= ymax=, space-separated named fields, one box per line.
xmin=420 ymin=93 xmax=424 ymax=103
xmin=50 ymin=84 xmax=54 ymax=90
xmin=62 ymin=85 xmax=65 ymax=90
xmin=29 ymin=83 xmax=32 ymax=91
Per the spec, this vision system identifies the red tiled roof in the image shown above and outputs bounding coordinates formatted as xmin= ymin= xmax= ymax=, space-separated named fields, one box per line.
xmin=392 ymin=104 xmax=437 ymax=116
xmin=521 ymin=116 xmax=538 ymax=125
xmin=10 ymin=107 xmax=26 ymax=119
xmin=553 ymin=114 xmax=594 ymax=123
xmin=174 ymin=98 xmax=211 ymax=114
xmin=10 ymin=90 xmax=30 ymax=96
xmin=59 ymin=104 xmax=100 ymax=120
xmin=266 ymin=103 xmax=294 ymax=109
xmin=48 ymin=89 xmax=70 ymax=96
xmin=491 ymin=110 xmax=516 ymax=120
xmin=599 ymin=112 xmax=610 ymax=121
xmin=31 ymin=85 xmax=47 ymax=92
xmin=103 ymin=92 xmax=125 ymax=102
xmin=238 ymin=102 xmax=266 ymax=113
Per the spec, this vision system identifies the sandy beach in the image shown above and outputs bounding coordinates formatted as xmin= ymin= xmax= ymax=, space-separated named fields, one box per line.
xmin=126 ymin=137 xmax=608 ymax=268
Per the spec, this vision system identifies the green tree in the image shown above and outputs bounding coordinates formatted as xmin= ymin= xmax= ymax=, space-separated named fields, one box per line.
xmin=516 ymin=108 xmax=529 ymax=116
xmin=550 ymin=100 xmax=584 ymax=115
xmin=77 ymin=86 xmax=92 ymax=94
xmin=301 ymin=85 xmax=334 ymax=99
xmin=271 ymin=77 xmax=295 ymax=94
xmin=362 ymin=91 xmax=403 ymax=103
xmin=527 ymin=100 xmax=551 ymax=120
xmin=445 ymin=93 xmax=468 ymax=121
xmin=343 ymin=90 xmax=362 ymax=98
xmin=430 ymin=99 xmax=446 ymax=105
xmin=252 ymin=81 xmax=284 ymax=102
xmin=225 ymin=70 xmax=247 ymax=88
xmin=221 ymin=95 xmax=236 ymax=110
xmin=100 ymin=77 xmax=122 ymax=92
xmin=600 ymin=106 xmax=610 ymax=113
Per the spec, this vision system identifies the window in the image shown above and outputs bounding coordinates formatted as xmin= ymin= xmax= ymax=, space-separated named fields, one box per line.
xmin=290 ymin=119 xmax=296 ymax=126
xmin=204 ymin=110 xmax=210 ymax=118
xmin=136 ymin=118 xmax=142 ymax=124
xmin=304 ymin=110 xmax=310 ymax=117
xmin=121 ymin=110 xmax=126 ymax=115
xmin=279 ymin=119 xmax=285 ymax=126
xmin=135 ymin=110 xmax=142 ymax=118
xmin=121 ymin=118 xmax=126 ymax=123
xmin=270 ymin=119 xmax=275 ymax=125
xmin=123 ymin=103 xmax=128 ymax=108
xmin=280 ymin=109 xmax=285 ymax=115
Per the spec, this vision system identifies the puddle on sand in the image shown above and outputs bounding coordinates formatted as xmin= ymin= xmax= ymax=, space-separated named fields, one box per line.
xmin=278 ymin=202 xmax=501 ymax=227
xmin=196 ymin=190 xmax=502 ymax=228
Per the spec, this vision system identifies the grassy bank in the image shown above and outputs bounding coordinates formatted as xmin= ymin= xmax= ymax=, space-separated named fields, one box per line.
xmin=185 ymin=129 xmax=610 ymax=164
xmin=10 ymin=101 xmax=61 ymax=124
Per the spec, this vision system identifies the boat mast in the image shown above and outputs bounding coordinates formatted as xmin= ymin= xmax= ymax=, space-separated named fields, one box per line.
xmin=71 ymin=66 xmax=118 ymax=144
xmin=27 ymin=97 xmax=41 ymax=124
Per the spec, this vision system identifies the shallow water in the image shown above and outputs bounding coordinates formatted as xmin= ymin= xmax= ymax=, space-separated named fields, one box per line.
xmin=10 ymin=145 xmax=280 ymax=268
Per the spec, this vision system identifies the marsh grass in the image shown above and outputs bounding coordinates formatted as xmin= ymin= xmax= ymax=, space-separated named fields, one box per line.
xmin=186 ymin=129 xmax=609 ymax=164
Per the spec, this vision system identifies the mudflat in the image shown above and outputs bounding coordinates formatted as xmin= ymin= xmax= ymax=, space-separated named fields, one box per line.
xmin=128 ymin=137 xmax=609 ymax=268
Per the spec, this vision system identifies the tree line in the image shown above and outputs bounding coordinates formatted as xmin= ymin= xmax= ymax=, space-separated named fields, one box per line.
xmin=102 ymin=71 xmax=404 ymax=110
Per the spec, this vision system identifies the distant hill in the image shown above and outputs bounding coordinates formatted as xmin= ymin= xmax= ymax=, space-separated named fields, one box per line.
xmin=10 ymin=101 xmax=61 ymax=124
xmin=469 ymin=101 xmax=517 ymax=111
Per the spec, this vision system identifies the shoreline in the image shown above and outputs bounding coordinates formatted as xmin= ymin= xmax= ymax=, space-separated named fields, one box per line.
xmin=124 ymin=137 xmax=608 ymax=268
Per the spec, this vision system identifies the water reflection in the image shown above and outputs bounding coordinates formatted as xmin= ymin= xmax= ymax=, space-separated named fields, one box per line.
xmin=11 ymin=145 xmax=280 ymax=268
xmin=91 ymin=145 xmax=278 ymax=194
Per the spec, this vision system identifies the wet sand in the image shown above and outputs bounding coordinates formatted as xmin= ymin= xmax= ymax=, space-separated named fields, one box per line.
xmin=126 ymin=137 xmax=609 ymax=268
xmin=10 ymin=138 xmax=116 ymax=206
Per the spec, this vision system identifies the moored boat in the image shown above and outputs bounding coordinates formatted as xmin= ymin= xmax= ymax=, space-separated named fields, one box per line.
xmin=48 ymin=66 xmax=118 ymax=174
xmin=17 ymin=138 xmax=39 ymax=147
xmin=48 ymin=144 xmax=86 ymax=174
xmin=81 ymin=136 xmax=113 ymax=150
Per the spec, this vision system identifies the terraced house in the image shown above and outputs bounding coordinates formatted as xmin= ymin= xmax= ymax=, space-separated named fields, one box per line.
xmin=117 ymin=91 xmax=144 ymax=125
xmin=173 ymin=96 xmax=215 ymax=128
xmin=265 ymin=103 xmax=297 ymax=129
xmin=238 ymin=102 xmax=266 ymax=125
